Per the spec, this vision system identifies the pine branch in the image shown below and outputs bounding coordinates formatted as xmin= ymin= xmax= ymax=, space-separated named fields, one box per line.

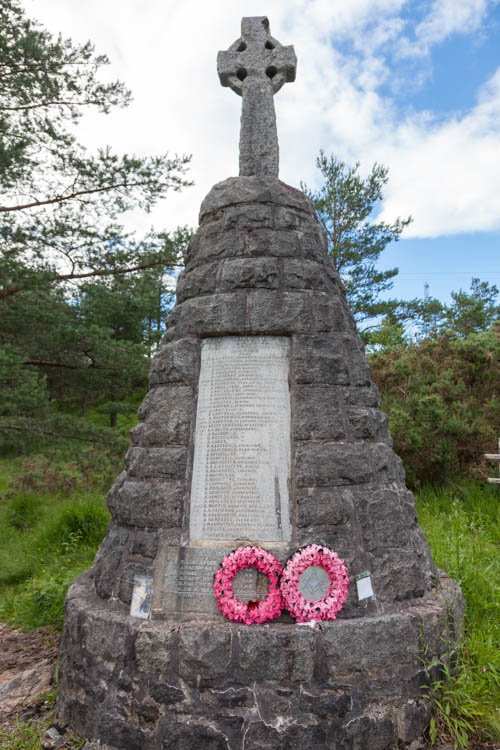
xmin=0 ymin=259 xmax=170 ymax=300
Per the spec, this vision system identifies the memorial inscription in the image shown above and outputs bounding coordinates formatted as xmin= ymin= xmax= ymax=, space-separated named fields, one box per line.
xmin=189 ymin=336 xmax=292 ymax=543
xmin=159 ymin=545 xmax=278 ymax=615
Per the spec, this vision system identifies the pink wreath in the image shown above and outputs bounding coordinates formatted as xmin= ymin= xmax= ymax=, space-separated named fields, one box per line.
xmin=280 ymin=544 xmax=349 ymax=623
xmin=214 ymin=546 xmax=283 ymax=625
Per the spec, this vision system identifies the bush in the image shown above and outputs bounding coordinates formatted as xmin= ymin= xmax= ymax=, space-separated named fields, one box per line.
xmin=370 ymin=328 xmax=499 ymax=488
xmin=6 ymin=450 xmax=122 ymax=496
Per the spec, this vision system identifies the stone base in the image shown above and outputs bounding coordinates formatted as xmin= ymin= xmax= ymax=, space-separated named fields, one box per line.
xmin=57 ymin=570 xmax=464 ymax=750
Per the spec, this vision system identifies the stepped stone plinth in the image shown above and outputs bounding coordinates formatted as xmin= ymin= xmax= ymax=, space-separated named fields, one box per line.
xmin=57 ymin=17 xmax=464 ymax=750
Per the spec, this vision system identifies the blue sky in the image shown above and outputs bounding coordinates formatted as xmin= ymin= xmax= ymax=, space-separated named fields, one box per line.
xmin=22 ymin=0 xmax=500 ymax=308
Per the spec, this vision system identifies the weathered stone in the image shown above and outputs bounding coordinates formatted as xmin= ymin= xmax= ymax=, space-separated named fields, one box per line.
xmin=190 ymin=230 xmax=246 ymax=266
xmin=299 ymin=686 xmax=352 ymax=721
xmin=137 ymin=385 xmax=193 ymax=446
xmin=342 ymin=384 xmax=381 ymax=407
xmin=397 ymin=700 xmax=432 ymax=744
xmin=323 ymin=614 xmax=418 ymax=673
xmin=223 ymin=203 xmax=274 ymax=230
xmin=149 ymin=480 xmax=184 ymax=527
xmin=150 ymin=682 xmax=185 ymax=706
xmin=274 ymin=205 xmax=310 ymax=230
xmin=295 ymin=334 xmax=349 ymax=385
xmin=247 ymin=228 xmax=301 ymax=258
xmin=131 ymin=530 xmax=159 ymax=559
xmin=156 ymin=715 xmax=231 ymax=750
xmin=244 ymin=721 xmax=327 ymax=750
xmin=311 ymin=292 xmax=347 ymax=332
xmin=297 ymin=523 xmax=355 ymax=558
xmin=248 ymin=289 xmax=311 ymax=332
xmin=336 ymin=709 xmax=397 ymax=750
xmin=199 ymin=176 xmax=312 ymax=219
xmin=296 ymin=442 xmax=394 ymax=487
xmin=220 ymin=257 xmax=279 ymax=290
xmin=41 ymin=727 xmax=65 ymax=750
xmin=218 ymin=17 xmax=296 ymax=178
xmin=98 ymin=713 xmax=145 ymax=750
xmin=282 ymin=258 xmax=332 ymax=291
xmin=346 ymin=406 xmax=390 ymax=441
xmin=200 ymin=685 xmax=254 ymax=709
xmin=107 ymin=480 xmax=148 ymax=527
xmin=149 ymin=338 xmax=198 ymax=386
xmin=93 ymin=523 xmax=129 ymax=599
xmin=350 ymin=485 xmax=411 ymax=552
xmin=175 ymin=262 xmax=218 ymax=302
xmin=135 ymin=626 xmax=176 ymax=674
xmin=371 ymin=548 xmax=433 ymax=603
xmin=174 ymin=293 xmax=247 ymax=335
xmin=343 ymin=334 xmax=372 ymax=385
xmin=297 ymin=227 xmax=330 ymax=261
xmin=58 ymin=572 xmax=464 ymax=749
xmin=178 ymin=625 xmax=232 ymax=684
xmin=125 ymin=446 xmax=187 ymax=480
xmin=82 ymin=613 xmax=131 ymax=667
xmin=238 ymin=627 xmax=315 ymax=682
xmin=294 ymin=386 xmax=345 ymax=440
xmin=296 ymin=487 xmax=352 ymax=528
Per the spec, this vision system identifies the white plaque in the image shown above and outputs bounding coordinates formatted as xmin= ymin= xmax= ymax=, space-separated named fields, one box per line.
xmin=189 ymin=337 xmax=291 ymax=542
xmin=356 ymin=571 xmax=375 ymax=601
xmin=130 ymin=575 xmax=153 ymax=619
xmin=298 ymin=566 xmax=330 ymax=601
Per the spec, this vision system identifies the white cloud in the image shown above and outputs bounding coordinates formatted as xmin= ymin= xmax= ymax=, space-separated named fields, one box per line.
xmin=378 ymin=66 xmax=500 ymax=236
xmin=18 ymin=0 xmax=500 ymax=239
xmin=397 ymin=0 xmax=493 ymax=58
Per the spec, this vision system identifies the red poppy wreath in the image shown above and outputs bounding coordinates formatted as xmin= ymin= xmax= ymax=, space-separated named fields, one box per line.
xmin=213 ymin=546 xmax=283 ymax=624
xmin=280 ymin=544 xmax=349 ymax=623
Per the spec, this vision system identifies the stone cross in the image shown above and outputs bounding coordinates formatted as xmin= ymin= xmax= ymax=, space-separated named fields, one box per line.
xmin=217 ymin=17 xmax=296 ymax=178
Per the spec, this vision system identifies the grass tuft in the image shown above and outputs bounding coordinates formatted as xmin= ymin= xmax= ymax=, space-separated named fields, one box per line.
xmin=417 ymin=480 xmax=500 ymax=746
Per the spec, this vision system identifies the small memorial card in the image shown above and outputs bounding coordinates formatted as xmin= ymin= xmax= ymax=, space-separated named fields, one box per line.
xmin=130 ymin=575 xmax=153 ymax=620
xmin=355 ymin=571 xmax=375 ymax=601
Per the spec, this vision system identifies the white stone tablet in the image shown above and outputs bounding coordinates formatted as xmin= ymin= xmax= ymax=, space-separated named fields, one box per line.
xmin=189 ymin=336 xmax=291 ymax=543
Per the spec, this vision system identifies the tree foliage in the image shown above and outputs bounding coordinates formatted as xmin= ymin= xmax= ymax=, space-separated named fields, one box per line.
xmin=0 ymin=0 xmax=191 ymax=450
xmin=370 ymin=322 xmax=500 ymax=488
xmin=303 ymin=150 xmax=412 ymax=325
xmin=0 ymin=0 xmax=191 ymax=302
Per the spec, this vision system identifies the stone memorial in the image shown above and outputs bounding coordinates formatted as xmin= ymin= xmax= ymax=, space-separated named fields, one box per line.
xmin=57 ymin=17 xmax=464 ymax=750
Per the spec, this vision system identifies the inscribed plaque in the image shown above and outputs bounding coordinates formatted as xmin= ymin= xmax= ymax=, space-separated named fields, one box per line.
xmin=158 ymin=545 xmax=279 ymax=616
xmin=298 ymin=566 xmax=330 ymax=601
xmin=189 ymin=336 xmax=291 ymax=542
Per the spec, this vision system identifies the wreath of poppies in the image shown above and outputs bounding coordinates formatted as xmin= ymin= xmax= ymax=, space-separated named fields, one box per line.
xmin=214 ymin=543 xmax=349 ymax=624
xmin=213 ymin=546 xmax=283 ymax=625
xmin=280 ymin=544 xmax=349 ymax=623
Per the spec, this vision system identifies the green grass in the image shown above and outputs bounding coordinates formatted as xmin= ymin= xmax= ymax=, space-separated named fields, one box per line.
xmin=0 ymin=711 xmax=85 ymax=749
xmin=416 ymin=480 xmax=500 ymax=747
xmin=0 ymin=454 xmax=498 ymax=748
xmin=0 ymin=457 xmax=110 ymax=630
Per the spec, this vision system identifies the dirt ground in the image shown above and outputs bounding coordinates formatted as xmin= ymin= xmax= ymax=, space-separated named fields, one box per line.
xmin=0 ymin=622 xmax=497 ymax=749
xmin=0 ymin=622 xmax=60 ymax=724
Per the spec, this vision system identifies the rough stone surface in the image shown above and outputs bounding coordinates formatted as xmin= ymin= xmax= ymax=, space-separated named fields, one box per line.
xmin=217 ymin=18 xmax=296 ymax=178
xmin=57 ymin=571 xmax=464 ymax=749
xmin=58 ymin=135 xmax=463 ymax=747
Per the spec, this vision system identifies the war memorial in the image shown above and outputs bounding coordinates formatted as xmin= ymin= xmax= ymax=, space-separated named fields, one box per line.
xmin=57 ymin=17 xmax=464 ymax=749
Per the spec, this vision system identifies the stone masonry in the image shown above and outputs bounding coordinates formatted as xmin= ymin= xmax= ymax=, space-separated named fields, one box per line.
xmin=57 ymin=17 xmax=464 ymax=750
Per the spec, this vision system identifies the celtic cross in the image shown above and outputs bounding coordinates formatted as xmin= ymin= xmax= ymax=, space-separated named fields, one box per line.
xmin=217 ymin=17 xmax=297 ymax=178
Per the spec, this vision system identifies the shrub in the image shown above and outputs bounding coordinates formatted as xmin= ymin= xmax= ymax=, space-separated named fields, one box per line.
xmin=370 ymin=328 xmax=499 ymax=488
